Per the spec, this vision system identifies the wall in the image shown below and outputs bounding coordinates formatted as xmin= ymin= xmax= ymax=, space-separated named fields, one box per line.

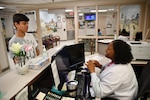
xmin=78 ymin=21 xmax=96 ymax=36
xmin=98 ymin=12 xmax=117 ymax=36
xmin=24 ymin=11 xmax=37 ymax=32
xmin=56 ymin=14 xmax=67 ymax=40
xmin=39 ymin=10 xmax=67 ymax=40
xmin=0 ymin=12 xmax=14 ymax=38
xmin=120 ymin=5 xmax=140 ymax=39
xmin=0 ymin=18 xmax=9 ymax=71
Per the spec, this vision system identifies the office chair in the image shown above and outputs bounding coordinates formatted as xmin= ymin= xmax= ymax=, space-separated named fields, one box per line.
xmin=135 ymin=61 xmax=150 ymax=100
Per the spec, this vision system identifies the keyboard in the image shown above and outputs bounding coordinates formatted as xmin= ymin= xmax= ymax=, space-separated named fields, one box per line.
xmin=44 ymin=91 xmax=62 ymax=100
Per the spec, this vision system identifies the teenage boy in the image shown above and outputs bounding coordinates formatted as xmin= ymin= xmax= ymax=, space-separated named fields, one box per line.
xmin=9 ymin=13 xmax=39 ymax=63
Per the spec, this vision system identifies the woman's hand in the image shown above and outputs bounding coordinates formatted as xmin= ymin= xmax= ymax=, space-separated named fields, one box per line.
xmin=92 ymin=60 xmax=102 ymax=69
xmin=85 ymin=60 xmax=96 ymax=73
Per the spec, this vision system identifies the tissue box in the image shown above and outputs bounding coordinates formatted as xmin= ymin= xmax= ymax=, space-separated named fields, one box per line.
xmin=28 ymin=57 xmax=50 ymax=70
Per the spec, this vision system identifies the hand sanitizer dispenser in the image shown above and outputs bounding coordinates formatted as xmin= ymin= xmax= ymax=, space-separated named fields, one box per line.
xmin=43 ymin=45 xmax=48 ymax=58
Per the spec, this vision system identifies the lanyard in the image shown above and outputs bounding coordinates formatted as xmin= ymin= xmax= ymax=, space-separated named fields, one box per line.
xmin=101 ymin=62 xmax=114 ymax=72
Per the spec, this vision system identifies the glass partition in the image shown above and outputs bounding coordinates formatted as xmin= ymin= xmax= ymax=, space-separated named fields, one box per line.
xmin=98 ymin=6 xmax=118 ymax=36
xmin=39 ymin=8 xmax=74 ymax=42
xmin=78 ymin=6 xmax=96 ymax=36
xmin=120 ymin=5 xmax=140 ymax=40
xmin=77 ymin=6 xmax=96 ymax=54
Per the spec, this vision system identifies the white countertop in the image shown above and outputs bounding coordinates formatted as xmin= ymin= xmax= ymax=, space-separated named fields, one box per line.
xmin=97 ymin=39 xmax=113 ymax=44
xmin=0 ymin=63 xmax=50 ymax=100
xmin=0 ymin=40 xmax=75 ymax=100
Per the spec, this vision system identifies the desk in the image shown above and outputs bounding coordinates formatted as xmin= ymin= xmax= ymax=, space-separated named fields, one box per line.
xmin=0 ymin=41 xmax=147 ymax=100
xmin=0 ymin=41 xmax=75 ymax=100
xmin=0 ymin=59 xmax=51 ymax=100
xmin=98 ymin=40 xmax=150 ymax=61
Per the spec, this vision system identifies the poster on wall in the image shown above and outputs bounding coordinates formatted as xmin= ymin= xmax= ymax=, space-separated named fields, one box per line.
xmin=1 ymin=18 xmax=6 ymax=37
xmin=56 ymin=22 xmax=62 ymax=29
xmin=62 ymin=17 xmax=65 ymax=22
xmin=87 ymin=21 xmax=95 ymax=29
xmin=79 ymin=21 xmax=85 ymax=29
xmin=57 ymin=16 xmax=61 ymax=22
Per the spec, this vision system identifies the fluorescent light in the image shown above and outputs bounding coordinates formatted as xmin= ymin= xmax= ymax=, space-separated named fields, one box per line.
xmin=108 ymin=9 xmax=114 ymax=11
xmin=98 ymin=10 xmax=107 ymax=12
xmin=90 ymin=10 xmax=96 ymax=12
xmin=91 ymin=9 xmax=107 ymax=12
xmin=78 ymin=13 xmax=83 ymax=16
xmin=65 ymin=9 xmax=73 ymax=12
xmin=0 ymin=6 xmax=5 ymax=9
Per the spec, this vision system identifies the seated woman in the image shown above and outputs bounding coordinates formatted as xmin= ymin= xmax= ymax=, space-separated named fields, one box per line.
xmin=86 ymin=40 xmax=138 ymax=100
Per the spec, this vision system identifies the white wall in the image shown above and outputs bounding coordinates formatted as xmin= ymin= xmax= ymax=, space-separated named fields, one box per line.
xmin=25 ymin=11 xmax=37 ymax=32
xmin=39 ymin=10 xmax=67 ymax=40
xmin=0 ymin=12 xmax=14 ymax=38
xmin=98 ymin=12 xmax=117 ymax=36
xmin=40 ymin=10 xmax=57 ymax=23
xmin=0 ymin=19 xmax=9 ymax=70
xmin=79 ymin=29 xmax=95 ymax=36
xmin=56 ymin=14 xmax=67 ymax=40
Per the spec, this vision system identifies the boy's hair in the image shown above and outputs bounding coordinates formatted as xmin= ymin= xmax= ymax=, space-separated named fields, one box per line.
xmin=13 ymin=13 xmax=29 ymax=23
xmin=112 ymin=39 xmax=133 ymax=64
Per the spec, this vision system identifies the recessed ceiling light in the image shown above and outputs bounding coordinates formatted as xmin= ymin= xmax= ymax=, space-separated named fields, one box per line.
xmin=91 ymin=9 xmax=107 ymax=12
xmin=78 ymin=13 xmax=83 ymax=16
xmin=65 ymin=9 xmax=73 ymax=12
xmin=0 ymin=6 xmax=5 ymax=9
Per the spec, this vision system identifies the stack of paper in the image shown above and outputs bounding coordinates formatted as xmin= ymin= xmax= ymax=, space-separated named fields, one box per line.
xmin=28 ymin=57 xmax=50 ymax=70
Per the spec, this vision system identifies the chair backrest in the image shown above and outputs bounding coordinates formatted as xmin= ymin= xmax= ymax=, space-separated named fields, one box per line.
xmin=137 ymin=61 xmax=150 ymax=98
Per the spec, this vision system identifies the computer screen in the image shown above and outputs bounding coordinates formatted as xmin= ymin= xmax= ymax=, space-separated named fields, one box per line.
xmin=84 ymin=13 xmax=96 ymax=21
xmin=51 ymin=46 xmax=70 ymax=90
xmin=51 ymin=43 xmax=85 ymax=71
xmin=66 ymin=43 xmax=85 ymax=70
xmin=51 ymin=43 xmax=85 ymax=90
xmin=51 ymin=46 xmax=70 ymax=72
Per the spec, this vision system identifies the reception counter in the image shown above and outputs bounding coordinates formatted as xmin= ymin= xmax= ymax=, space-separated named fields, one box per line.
xmin=0 ymin=41 xmax=75 ymax=100
xmin=0 ymin=40 xmax=148 ymax=100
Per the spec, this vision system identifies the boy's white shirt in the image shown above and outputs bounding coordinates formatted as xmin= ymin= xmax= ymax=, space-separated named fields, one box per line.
xmin=24 ymin=33 xmax=38 ymax=57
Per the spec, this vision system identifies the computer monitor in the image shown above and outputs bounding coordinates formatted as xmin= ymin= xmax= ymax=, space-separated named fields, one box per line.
xmin=66 ymin=43 xmax=85 ymax=70
xmin=50 ymin=43 xmax=85 ymax=90
xmin=51 ymin=46 xmax=70 ymax=72
xmin=51 ymin=46 xmax=70 ymax=90
xmin=51 ymin=43 xmax=85 ymax=71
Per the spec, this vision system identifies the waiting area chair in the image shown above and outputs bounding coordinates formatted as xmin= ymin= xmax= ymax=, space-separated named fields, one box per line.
xmin=135 ymin=61 xmax=150 ymax=100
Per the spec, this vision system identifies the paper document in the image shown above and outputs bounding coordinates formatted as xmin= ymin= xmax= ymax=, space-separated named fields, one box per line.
xmin=61 ymin=97 xmax=75 ymax=100
xmin=36 ymin=92 xmax=46 ymax=100
xmin=85 ymin=54 xmax=111 ymax=66
xmin=67 ymin=70 xmax=76 ymax=81
xmin=51 ymin=60 xmax=60 ymax=89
